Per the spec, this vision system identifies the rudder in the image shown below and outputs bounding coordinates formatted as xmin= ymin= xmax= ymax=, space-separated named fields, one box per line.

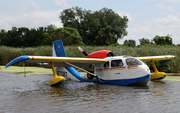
xmin=53 ymin=40 xmax=67 ymax=57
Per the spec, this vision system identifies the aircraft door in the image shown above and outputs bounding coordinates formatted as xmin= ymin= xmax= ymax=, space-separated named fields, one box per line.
xmin=102 ymin=61 xmax=111 ymax=79
xmin=109 ymin=59 xmax=126 ymax=80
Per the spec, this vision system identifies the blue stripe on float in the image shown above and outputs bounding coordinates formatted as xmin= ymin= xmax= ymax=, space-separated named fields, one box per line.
xmin=5 ymin=56 xmax=30 ymax=68
xmin=65 ymin=67 xmax=93 ymax=82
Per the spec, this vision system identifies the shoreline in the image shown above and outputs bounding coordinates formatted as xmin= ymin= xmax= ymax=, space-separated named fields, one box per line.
xmin=1 ymin=66 xmax=180 ymax=76
xmin=0 ymin=66 xmax=52 ymax=75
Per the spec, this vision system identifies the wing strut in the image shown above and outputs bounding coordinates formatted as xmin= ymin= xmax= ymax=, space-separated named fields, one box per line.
xmin=150 ymin=60 xmax=166 ymax=80
xmin=65 ymin=62 xmax=105 ymax=82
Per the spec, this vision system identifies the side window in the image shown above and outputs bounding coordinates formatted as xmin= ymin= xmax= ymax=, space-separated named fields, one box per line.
xmin=126 ymin=58 xmax=142 ymax=66
xmin=111 ymin=60 xmax=124 ymax=67
xmin=104 ymin=61 xmax=109 ymax=68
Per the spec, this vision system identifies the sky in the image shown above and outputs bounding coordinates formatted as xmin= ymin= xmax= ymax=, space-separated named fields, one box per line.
xmin=1 ymin=0 xmax=180 ymax=45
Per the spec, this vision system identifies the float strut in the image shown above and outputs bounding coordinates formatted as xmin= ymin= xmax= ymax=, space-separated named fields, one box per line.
xmin=49 ymin=62 xmax=65 ymax=86
xmin=150 ymin=60 xmax=166 ymax=80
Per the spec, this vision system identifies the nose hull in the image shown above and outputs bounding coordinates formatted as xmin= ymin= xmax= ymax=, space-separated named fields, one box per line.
xmin=128 ymin=77 xmax=150 ymax=86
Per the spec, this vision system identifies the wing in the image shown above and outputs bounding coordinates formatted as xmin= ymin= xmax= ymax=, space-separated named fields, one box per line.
xmin=137 ymin=55 xmax=176 ymax=64
xmin=5 ymin=56 xmax=106 ymax=68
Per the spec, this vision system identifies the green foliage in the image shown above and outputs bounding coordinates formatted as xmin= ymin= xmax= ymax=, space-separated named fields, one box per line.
xmin=44 ymin=27 xmax=84 ymax=46
xmin=153 ymin=35 xmax=173 ymax=45
xmin=139 ymin=38 xmax=153 ymax=45
xmin=0 ymin=25 xmax=57 ymax=47
xmin=0 ymin=25 xmax=84 ymax=47
xmin=42 ymin=33 xmax=53 ymax=45
xmin=0 ymin=45 xmax=52 ymax=65
xmin=95 ymin=25 xmax=117 ymax=45
xmin=123 ymin=39 xmax=136 ymax=47
xmin=60 ymin=7 xmax=128 ymax=45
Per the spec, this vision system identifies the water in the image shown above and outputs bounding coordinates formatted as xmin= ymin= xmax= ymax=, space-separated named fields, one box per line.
xmin=0 ymin=72 xmax=180 ymax=113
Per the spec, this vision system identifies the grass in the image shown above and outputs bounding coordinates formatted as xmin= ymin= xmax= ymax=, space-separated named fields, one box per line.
xmin=0 ymin=44 xmax=179 ymax=73
xmin=0 ymin=66 xmax=52 ymax=76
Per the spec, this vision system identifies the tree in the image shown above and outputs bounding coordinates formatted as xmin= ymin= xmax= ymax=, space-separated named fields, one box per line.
xmin=153 ymin=35 xmax=173 ymax=45
xmin=94 ymin=25 xmax=116 ymax=45
xmin=139 ymin=38 xmax=151 ymax=45
xmin=60 ymin=7 xmax=128 ymax=45
xmin=0 ymin=25 xmax=57 ymax=47
xmin=123 ymin=39 xmax=136 ymax=47
xmin=42 ymin=27 xmax=84 ymax=46
xmin=0 ymin=29 xmax=7 ymax=45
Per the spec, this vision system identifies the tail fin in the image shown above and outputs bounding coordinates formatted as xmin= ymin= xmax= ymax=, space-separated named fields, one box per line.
xmin=53 ymin=40 xmax=67 ymax=57
xmin=52 ymin=40 xmax=91 ymax=82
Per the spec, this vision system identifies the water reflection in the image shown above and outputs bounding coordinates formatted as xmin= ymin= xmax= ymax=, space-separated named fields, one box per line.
xmin=50 ymin=86 xmax=64 ymax=97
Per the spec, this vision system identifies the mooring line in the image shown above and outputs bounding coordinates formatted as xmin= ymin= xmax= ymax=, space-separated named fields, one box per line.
xmin=24 ymin=61 xmax=26 ymax=77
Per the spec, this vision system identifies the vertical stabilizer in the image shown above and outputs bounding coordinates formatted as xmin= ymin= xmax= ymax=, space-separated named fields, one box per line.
xmin=53 ymin=40 xmax=67 ymax=57
xmin=52 ymin=40 xmax=92 ymax=82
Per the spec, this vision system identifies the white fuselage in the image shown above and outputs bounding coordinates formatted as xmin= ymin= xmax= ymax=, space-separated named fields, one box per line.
xmin=55 ymin=56 xmax=150 ymax=85
xmin=95 ymin=56 xmax=150 ymax=80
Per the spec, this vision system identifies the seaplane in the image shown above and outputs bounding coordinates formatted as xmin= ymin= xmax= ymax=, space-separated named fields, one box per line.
xmin=5 ymin=40 xmax=176 ymax=86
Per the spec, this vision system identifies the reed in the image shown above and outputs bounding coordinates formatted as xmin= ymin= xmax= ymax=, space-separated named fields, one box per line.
xmin=0 ymin=45 xmax=179 ymax=73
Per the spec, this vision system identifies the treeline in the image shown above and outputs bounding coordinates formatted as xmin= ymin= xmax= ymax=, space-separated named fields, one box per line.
xmin=0 ymin=25 xmax=84 ymax=47
xmin=0 ymin=25 xmax=56 ymax=47
xmin=123 ymin=35 xmax=174 ymax=47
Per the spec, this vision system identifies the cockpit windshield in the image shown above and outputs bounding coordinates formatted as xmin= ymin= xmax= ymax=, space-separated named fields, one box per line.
xmin=126 ymin=58 xmax=142 ymax=66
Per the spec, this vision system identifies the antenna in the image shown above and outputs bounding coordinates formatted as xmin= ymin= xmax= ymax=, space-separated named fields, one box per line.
xmin=122 ymin=51 xmax=126 ymax=56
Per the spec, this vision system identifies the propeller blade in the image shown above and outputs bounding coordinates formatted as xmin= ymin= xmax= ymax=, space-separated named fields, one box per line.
xmin=78 ymin=46 xmax=88 ymax=56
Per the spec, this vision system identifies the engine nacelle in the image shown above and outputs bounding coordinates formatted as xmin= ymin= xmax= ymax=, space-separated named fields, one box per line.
xmin=87 ymin=50 xmax=114 ymax=59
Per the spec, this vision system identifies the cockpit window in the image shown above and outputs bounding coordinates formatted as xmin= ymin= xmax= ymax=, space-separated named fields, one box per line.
xmin=126 ymin=58 xmax=142 ymax=66
xmin=111 ymin=60 xmax=124 ymax=67
xmin=104 ymin=61 xmax=109 ymax=68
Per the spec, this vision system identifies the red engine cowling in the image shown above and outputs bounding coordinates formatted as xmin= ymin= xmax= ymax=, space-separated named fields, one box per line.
xmin=87 ymin=50 xmax=114 ymax=59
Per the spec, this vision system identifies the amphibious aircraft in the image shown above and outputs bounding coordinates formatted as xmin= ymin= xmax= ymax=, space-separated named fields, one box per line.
xmin=5 ymin=40 xmax=176 ymax=86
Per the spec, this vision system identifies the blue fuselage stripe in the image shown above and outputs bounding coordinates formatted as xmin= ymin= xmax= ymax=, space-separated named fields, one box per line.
xmin=102 ymin=74 xmax=150 ymax=85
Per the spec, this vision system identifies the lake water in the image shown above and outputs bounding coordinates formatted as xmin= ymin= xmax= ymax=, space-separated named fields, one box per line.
xmin=0 ymin=72 xmax=180 ymax=113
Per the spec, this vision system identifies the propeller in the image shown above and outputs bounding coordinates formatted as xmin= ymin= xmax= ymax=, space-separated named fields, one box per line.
xmin=78 ymin=46 xmax=88 ymax=56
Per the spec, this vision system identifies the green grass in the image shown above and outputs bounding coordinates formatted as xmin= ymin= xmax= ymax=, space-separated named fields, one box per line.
xmin=0 ymin=66 xmax=52 ymax=76
xmin=0 ymin=45 xmax=179 ymax=73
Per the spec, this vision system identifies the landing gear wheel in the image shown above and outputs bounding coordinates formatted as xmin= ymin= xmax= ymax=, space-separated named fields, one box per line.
xmin=87 ymin=71 xmax=94 ymax=80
